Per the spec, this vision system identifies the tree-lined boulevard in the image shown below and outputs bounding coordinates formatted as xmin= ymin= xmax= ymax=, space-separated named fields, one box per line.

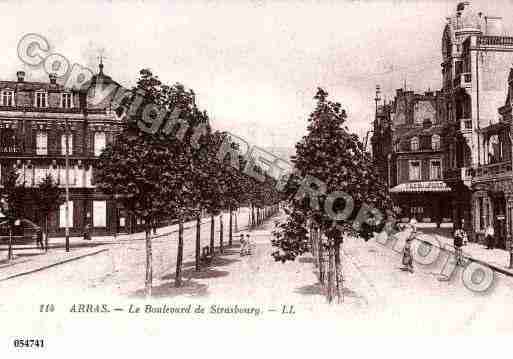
xmin=2 ymin=66 xmax=513 ymax=336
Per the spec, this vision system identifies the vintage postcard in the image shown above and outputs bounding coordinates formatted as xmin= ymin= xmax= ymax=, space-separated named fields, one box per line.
xmin=1 ymin=0 xmax=513 ymax=356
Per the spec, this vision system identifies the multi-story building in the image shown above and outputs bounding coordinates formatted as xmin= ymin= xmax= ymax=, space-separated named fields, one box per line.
xmin=0 ymin=65 xmax=131 ymax=236
xmin=441 ymin=1 xmax=513 ymax=247
xmin=372 ymin=87 xmax=452 ymax=225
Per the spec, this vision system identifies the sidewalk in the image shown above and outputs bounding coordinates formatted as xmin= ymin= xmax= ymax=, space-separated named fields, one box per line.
xmin=387 ymin=227 xmax=513 ymax=276
xmin=418 ymin=229 xmax=513 ymax=275
xmin=0 ymin=209 xmax=250 ymax=281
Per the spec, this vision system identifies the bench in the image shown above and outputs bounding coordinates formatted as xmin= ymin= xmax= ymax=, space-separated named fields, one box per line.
xmin=201 ymin=246 xmax=213 ymax=265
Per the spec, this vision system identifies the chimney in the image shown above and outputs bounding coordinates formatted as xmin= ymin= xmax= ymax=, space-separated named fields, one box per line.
xmin=49 ymin=73 xmax=57 ymax=84
xmin=16 ymin=71 xmax=25 ymax=82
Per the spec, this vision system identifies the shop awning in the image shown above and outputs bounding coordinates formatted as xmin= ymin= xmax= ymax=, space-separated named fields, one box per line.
xmin=390 ymin=181 xmax=451 ymax=193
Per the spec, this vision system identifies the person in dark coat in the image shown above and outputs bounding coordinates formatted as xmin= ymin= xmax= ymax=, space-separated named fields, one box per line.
xmin=485 ymin=224 xmax=494 ymax=249
xmin=453 ymin=227 xmax=464 ymax=265
xmin=35 ymin=227 xmax=44 ymax=250
xmin=83 ymin=223 xmax=91 ymax=241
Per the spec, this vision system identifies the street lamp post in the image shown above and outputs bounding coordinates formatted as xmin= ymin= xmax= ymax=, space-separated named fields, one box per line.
xmin=64 ymin=117 xmax=70 ymax=252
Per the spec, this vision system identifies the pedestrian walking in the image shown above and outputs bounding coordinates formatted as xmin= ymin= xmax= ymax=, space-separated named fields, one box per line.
xmin=401 ymin=234 xmax=414 ymax=273
xmin=400 ymin=219 xmax=416 ymax=273
xmin=35 ymin=227 xmax=44 ymax=250
xmin=83 ymin=223 xmax=91 ymax=241
xmin=152 ymin=219 xmax=157 ymax=236
xmin=453 ymin=227 xmax=464 ymax=265
xmin=245 ymin=234 xmax=252 ymax=255
xmin=485 ymin=224 xmax=495 ymax=249
xmin=461 ymin=220 xmax=468 ymax=246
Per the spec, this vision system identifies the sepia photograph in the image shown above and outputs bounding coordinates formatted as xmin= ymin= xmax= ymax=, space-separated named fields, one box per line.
xmin=1 ymin=0 xmax=513 ymax=355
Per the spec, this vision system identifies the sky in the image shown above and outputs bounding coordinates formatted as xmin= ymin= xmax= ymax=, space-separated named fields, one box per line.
xmin=1 ymin=0 xmax=513 ymax=150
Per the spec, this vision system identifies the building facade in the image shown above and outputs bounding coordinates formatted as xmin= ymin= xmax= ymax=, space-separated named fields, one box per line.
xmin=440 ymin=1 xmax=513 ymax=247
xmin=0 ymin=66 xmax=135 ymax=236
xmin=372 ymin=88 xmax=453 ymax=225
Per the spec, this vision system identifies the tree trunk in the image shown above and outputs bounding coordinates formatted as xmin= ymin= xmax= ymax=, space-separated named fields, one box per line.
xmin=144 ymin=225 xmax=152 ymax=297
xmin=318 ymin=230 xmax=324 ymax=284
xmin=229 ymin=210 xmax=233 ymax=246
xmin=327 ymin=243 xmax=335 ymax=304
xmin=234 ymin=211 xmax=238 ymax=232
xmin=251 ymin=205 xmax=255 ymax=227
xmin=210 ymin=215 xmax=215 ymax=255
xmin=219 ymin=214 xmax=224 ymax=254
xmin=334 ymin=240 xmax=343 ymax=303
xmin=44 ymin=215 xmax=49 ymax=252
xmin=195 ymin=215 xmax=201 ymax=271
xmin=175 ymin=220 xmax=184 ymax=287
xmin=310 ymin=224 xmax=317 ymax=267
xmin=7 ymin=226 xmax=13 ymax=261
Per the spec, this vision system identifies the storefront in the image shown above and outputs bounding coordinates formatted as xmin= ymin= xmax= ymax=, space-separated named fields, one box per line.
xmin=390 ymin=180 xmax=453 ymax=225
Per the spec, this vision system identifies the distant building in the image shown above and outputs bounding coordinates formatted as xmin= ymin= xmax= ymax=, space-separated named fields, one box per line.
xmin=441 ymin=1 xmax=513 ymax=247
xmin=0 ymin=65 xmax=136 ymax=236
xmin=372 ymin=87 xmax=452 ymax=225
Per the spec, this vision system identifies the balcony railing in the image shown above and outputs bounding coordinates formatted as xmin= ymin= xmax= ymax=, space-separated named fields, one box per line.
xmin=453 ymin=73 xmax=471 ymax=88
xmin=478 ymin=36 xmax=513 ymax=47
xmin=0 ymin=106 xmax=108 ymax=115
xmin=444 ymin=167 xmax=473 ymax=182
xmin=474 ymin=161 xmax=512 ymax=178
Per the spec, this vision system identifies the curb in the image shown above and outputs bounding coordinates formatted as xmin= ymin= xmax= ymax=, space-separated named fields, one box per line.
xmin=416 ymin=234 xmax=513 ymax=277
xmin=0 ymin=248 xmax=109 ymax=282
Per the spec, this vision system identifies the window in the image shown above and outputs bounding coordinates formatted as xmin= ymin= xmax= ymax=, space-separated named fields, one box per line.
xmin=430 ymin=160 xmax=442 ymax=180
xmin=61 ymin=93 xmax=73 ymax=108
xmin=59 ymin=200 xmax=73 ymax=228
xmin=49 ymin=166 xmax=59 ymax=184
xmin=34 ymin=91 xmax=48 ymax=108
xmin=76 ymin=167 xmax=85 ymax=187
xmin=24 ymin=165 xmax=34 ymax=187
xmin=85 ymin=165 xmax=93 ymax=187
xmin=409 ymin=160 xmax=421 ymax=180
xmin=1 ymin=128 xmax=17 ymax=152
xmin=432 ymin=134 xmax=441 ymax=151
xmin=93 ymin=201 xmax=107 ymax=227
xmin=36 ymin=131 xmax=47 ymax=155
xmin=61 ymin=134 xmax=73 ymax=155
xmin=34 ymin=166 xmax=48 ymax=185
xmin=410 ymin=137 xmax=419 ymax=151
xmin=94 ymin=132 xmax=106 ymax=156
xmin=59 ymin=165 xmax=76 ymax=186
xmin=1 ymin=90 xmax=14 ymax=106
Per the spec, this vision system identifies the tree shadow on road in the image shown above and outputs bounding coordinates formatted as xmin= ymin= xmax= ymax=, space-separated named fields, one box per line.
xmin=295 ymin=282 xmax=324 ymax=296
xmin=181 ymin=255 xmax=240 ymax=270
xmin=298 ymin=257 xmax=315 ymax=264
xmin=130 ymin=279 xmax=209 ymax=299
xmin=161 ymin=267 xmax=229 ymax=281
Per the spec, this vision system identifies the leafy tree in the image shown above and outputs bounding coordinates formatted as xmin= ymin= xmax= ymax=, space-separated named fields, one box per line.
xmin=96 ymin=69 xmax=197 ymax=295
xmin=272 ymin=88 xmax=392 ymax=303
xmin=0 ymin=168 xmax=29 ymax=260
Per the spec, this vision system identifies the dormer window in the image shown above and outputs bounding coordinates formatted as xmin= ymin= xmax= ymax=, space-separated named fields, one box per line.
xmin=34 ymin=91 xmax=48 ymax=108
xmin=61 ymin=92 xmax=73 ymax=109
xmin=1 ymin=90 xmax=14 ymax=106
